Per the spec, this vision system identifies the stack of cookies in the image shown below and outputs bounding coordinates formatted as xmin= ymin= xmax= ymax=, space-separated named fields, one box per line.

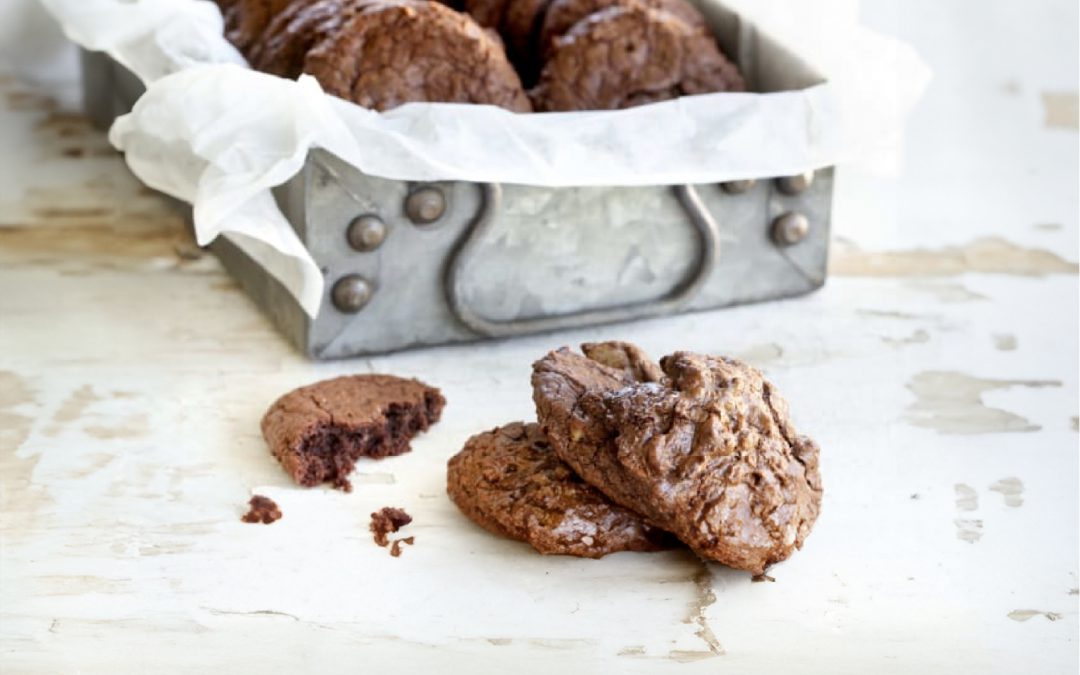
xmin=218 ymin=0 xmax=532 ymax=111
xmin=465 ymin=0 xmax=746 ymax=110
xmin=447 ymin=342 xmax=822 ymax=575
xmin=216 ymin=0 xmax=745 ymax=112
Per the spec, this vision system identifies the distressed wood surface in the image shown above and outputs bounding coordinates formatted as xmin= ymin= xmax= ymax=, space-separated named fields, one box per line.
xmin=1 ymin=1 xmax=1077 ymax=672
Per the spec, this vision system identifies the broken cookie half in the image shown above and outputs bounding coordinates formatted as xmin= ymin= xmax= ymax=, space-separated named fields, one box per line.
xmin=532 ymin=343 xmax=822 ymax=575
xmin=261 ymin=374 xmax=445 ymax=490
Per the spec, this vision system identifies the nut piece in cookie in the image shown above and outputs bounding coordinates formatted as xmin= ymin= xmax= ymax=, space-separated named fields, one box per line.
xmin=241 ymin=495 xmax=283 ymax=524
xmin=303 ymin=0 xmax=532 ymax=112
xmin=532 ymin=344 xmax=822 ymax=575
xmin=447 ymin=421 xmax=674 ymax=558
xmin=530 ymin=5 xmax=745 ymax=111
xmin=538 ymin=0 xmax=705 ymax=52
xmin=261 ymin=374 xmax=445 ymax=491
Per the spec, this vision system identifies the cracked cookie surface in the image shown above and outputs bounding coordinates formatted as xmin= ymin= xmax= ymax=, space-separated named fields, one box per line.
xmin=248 ymin=0 xmax=366 ymax=77
xmin=538 ymin=0 xmax=705 ymax=52
xmin=530 ymin=5 xmax=745 ymax=111
xmin=303 ymin=0 xmax=532 ymax=111
xmin=225 ymin=0 xmax=304 ymax=54
xmin=448 ymin=421 xmax=674 ymax=557
xmin=532 ymin=343 xmax=821 ymax=574
xmin=261 ymin=374 xmax=445 ymax=490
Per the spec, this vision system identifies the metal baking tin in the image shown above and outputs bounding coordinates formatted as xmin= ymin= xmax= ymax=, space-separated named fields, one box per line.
xmin=80 ymin=8 xmax=832 ymax=359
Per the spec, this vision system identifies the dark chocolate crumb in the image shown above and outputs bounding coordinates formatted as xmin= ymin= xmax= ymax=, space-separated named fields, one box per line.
xmin=370 ymin=507 xmax=412 ymax=547
xmin=751 ymin=573 xmax=776 ymax=583
xmin=241 ymin=495 xmax=282 ymax=524
xmin=389 ymin=536 xmax=416 ymax=557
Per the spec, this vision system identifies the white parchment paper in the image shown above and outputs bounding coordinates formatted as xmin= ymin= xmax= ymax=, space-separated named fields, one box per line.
xmin=32 ymin=0 xmax=929 ymax=317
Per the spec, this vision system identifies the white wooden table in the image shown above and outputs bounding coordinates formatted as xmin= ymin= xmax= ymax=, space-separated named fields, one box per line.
xmin=1 ymin=1 xmax=1077 ymax=672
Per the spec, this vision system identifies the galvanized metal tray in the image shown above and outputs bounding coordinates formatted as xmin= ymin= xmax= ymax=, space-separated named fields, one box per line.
xmin=81 ymin=14 xmax=832 ymax=359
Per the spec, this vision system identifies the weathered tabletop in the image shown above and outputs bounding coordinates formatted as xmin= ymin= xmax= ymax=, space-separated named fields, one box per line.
xmin=1 ymin=1 xmax=1077 ymax=672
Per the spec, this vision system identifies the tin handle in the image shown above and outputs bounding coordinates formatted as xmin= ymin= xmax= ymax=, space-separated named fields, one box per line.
xmin=445 ymin=184 xmax=720 ymax=337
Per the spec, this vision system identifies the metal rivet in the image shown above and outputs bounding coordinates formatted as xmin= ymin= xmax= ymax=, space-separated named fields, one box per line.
xmin=405 ymin=186 xmax=446 ymax=224
xmin=331 ymin=274 xmax=374 ymax=313
xmin=772 ymin=212 xmax=810 ymax=246
xmin=721 ymin=179 xmax=756 ymax=194
xmin=347 ymin=214 xmax=387 ymax=251
xmin=775 ymin=171 xmax=814 ymax=195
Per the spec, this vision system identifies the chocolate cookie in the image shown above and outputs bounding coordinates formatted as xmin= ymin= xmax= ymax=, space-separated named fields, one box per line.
xmin=261 ymin=374 xmax=445 ymax=491
xmin=248 ymin=0 xmax=358 ymax=77
xmin=538 ymin=0 xmax=705 ymax=52
xmin=530 ymin=5 xmax=745 ymax=111
xmin=304 ymin=0 xmax=532 ymax=112
xmin=447 ymin=421 xmax=673 ymax=558
xmin=532 ymin=344 xmax=822 ymax=574
xmin=224 ymin=0 xmax=303 ymax=55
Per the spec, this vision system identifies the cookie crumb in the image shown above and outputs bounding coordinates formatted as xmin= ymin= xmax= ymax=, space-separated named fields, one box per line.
xmin=370 ymin=507 xmax=413 ymax=547
xmin=241 ymin=495 xmax=282 ymax=524
xmin=751 ymin=573 xmax=776 ymax=583
xmin=390 ymin=536 xmax=416 ymax=557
